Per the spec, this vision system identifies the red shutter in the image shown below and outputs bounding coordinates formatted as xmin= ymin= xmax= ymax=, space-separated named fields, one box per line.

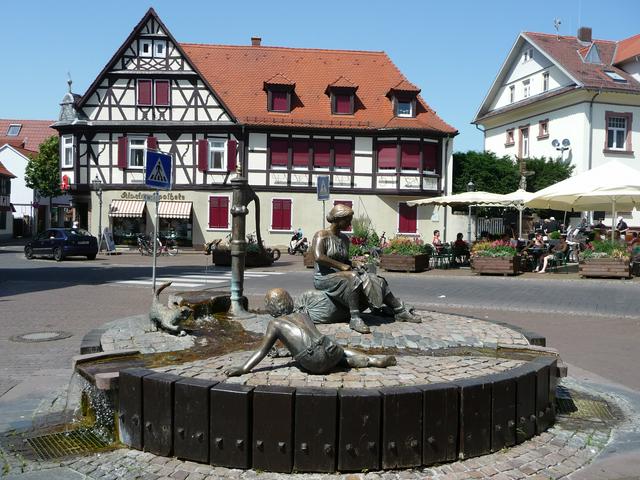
xmin=292 ymin=140 xmax=309 ymax=167
xmin=423 ymin=143 xmax=438 ymax=172
xmin=117 ymin=136 xmax=128 ymax=169
xmin=377 ymin=143 xmax=397 ymax=169
xmin=227 ymin=139 xmax=237 ymax=172
xmin=137 ymin=80 xmax=152 ymax=105
xmin=335 ymin=94 xmax=352 ymax=114
xmin=334 ymin=141 xmax=352 ymax=168
xmin=313 ymin=141 xmax=330 ymax=167
xmin=147 ymin=136 xmax=158 ymax=151
xmin=272 ymin=199 xmax=292 ymax=230
xmin=270 ymin=139 xmax=289 ymax=166
xmin=271 ymin=91 xmax=289 ymax=111
xmin=209 ymin=197 xmax=229 ymax=228
xmin=399 ymin=203 xmax=417 ymax=233
xmin=401 ymin=142 xmax=420 ymax=170
xmin=155 ymin=80 xmax=170 ymax=106
xmin=198 ymin=139 xmax=209 ymax=172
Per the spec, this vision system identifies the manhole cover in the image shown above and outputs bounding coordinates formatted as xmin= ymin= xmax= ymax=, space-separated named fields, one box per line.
xmin=10 ymin=331 xmax=72 ymax=343
xmin=26 ymin=429 xmax=112 ymax=460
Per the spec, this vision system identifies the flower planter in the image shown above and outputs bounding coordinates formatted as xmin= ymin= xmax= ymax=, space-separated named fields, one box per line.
xmin=579 ymin=258 xmax=631 ymax=279
xmin=212 ymin=249 xmax=274 ymax=268
xmin=380 ymin=253 xmax=430 ymax=273
xmin=471 ymin=255 xmax=521 ymax=276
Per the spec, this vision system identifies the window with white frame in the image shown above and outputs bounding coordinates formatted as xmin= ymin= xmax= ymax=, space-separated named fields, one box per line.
xmin=6 ymin=124 xmax=21 ymax=136
xmin=128 ymin=138 xmax=146 ymax=168
xmin=61 ymin=135 xmax=74 ymax=167
xmin=607 ymin=116 xmax=627 ymax=150
xmin=154 ymin=40 xmax=167 ymax=58
xmin=520 ymin=127 xmax=529 ymax=157
xmin=543 ymin=72 xmax=549 ymax=92
xmin=523 ymin=79 xmax=530 ymax=98
xmin=208 ymin=139 xmax=227 ymax=170
xmin=509 ymin=85 xmax=515 ymax=103
xmin=396 ymin=99 xmax=414 ymax=117
xmin=139 ymin=39 xmax=152 ymax=57
xmin=523 ymin=48 xmax=533 ymax=62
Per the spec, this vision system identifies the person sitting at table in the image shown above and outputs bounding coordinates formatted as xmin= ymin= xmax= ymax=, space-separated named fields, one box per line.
xmin=432 ymin=229 xmax=443 ymax=253
xmin=616 ymin=216 xmax=629 ymax=240
xmin=537 ymin=235 xmax=569 ymax=273
xmin=452 ymin=233 xmax=470 ymax=266
xmin=526 ymin=232 xmax=546 ymax=272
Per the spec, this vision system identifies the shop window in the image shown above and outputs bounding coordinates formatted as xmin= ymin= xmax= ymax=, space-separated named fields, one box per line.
xmin=61 ymin=135 xmax=74 ymax=168
xmin=270 ymin=138 xmax=289 ymax=168
xmin=272 ymin=198 xmax=292 ymax=231
xmin=398 ymin=202 xmax=417 ymax=234
xmin=208 ymin=196 xmax=229 ymax=229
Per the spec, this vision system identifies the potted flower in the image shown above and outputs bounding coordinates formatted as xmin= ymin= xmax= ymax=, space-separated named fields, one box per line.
xmin=470 ymin=240 xmax=520 ymax=275
xmin=579 ymin=241 xmax=631 ymax=278
xmin=379 ymin=236 xmax=432 ymax=272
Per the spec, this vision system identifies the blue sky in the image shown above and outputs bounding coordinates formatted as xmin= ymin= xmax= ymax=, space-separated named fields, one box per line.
xmin=1 ymin=0 xmax=638 ymax=151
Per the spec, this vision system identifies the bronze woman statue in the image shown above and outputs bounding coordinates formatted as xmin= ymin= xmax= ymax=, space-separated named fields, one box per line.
xmin=311 ymin=204 xmax=420 ymax=334
xmin=224 ymin=288 xmax=396 ymax=377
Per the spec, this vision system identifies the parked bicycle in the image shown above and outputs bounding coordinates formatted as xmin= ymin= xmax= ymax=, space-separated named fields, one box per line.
xmin=137 ymin=234 xmax=155 ymax=256
xmin=157 ymin=233 xmax=179 ymax=256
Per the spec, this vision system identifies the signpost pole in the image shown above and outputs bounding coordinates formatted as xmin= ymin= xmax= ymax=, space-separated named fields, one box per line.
xmin=152 ymin=191 xmax=159 ymax=293
xmin=322 ymin=200 xmax=326 ymax=229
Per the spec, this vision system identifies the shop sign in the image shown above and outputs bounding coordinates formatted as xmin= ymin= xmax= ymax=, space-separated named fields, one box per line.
xmin=120 ymin=192 xmax=186 ymax=201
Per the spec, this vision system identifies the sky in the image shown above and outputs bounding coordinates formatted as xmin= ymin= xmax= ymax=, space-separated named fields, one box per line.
xmin=1 ymin=0 xmax=638 ymax=152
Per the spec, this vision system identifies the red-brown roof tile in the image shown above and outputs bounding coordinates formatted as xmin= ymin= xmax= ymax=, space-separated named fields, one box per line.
xmin=389 ymin=79 xmax=421 ymax=94
xmin=614 ymin=33 xmax=640 ymax=65
xmin=328 ymin=76 xmax=358 ymax=89
xmin=0 ymin=119 xmax=56 ymax=152
xmin=181 ymin=44 xmax=456 ymax=134
xmin=525 ymin=32 xmax=640 ymax=92
xmin=0 ymin=160 xmax=16 ymax=178
xmin=264 ymin=73 xmax=296 ymax=87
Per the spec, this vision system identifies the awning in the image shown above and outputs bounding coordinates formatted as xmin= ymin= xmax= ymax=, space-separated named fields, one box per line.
xmin=158 ymin=201 xmax=192 ymax=219
xmin=109 ymin=200 xmax=146 ymax=218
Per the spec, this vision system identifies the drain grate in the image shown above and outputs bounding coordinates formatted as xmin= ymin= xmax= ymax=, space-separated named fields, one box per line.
xmin=556 ymin=387 xmax=615 ymax=422
xmin=26 ymin=429 xmax=112 ymax=460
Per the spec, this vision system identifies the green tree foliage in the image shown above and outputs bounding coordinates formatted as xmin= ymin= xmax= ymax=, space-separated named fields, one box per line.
xmin=524 ymin=157 xmax=574 ymax=192
xmin=24 ymin=135 xmax=62 ymax=199
xmin=452 ymin=151 xmax=574 ymax=194
xmin=452 ymin=151 xmax=520 ymax=194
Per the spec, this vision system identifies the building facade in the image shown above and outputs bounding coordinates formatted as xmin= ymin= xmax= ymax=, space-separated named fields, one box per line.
xmin=473 ymin=28 xmax=640 ymax=225
xmin=54 ymin=9 xmax=457 ymax=247
xmin=0 ymin=160 xmax=16 ymax=240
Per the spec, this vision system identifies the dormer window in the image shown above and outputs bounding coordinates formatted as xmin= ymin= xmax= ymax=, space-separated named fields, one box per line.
xmin=264 ymin=74 xmax=295 ymax=113
xmin=387 ymin=80 xmax=420 ymax=119
xmin=326 ymin=77 xmax=358 ymax=116
xmin=604 ymin=71 xmax=627 ymax=83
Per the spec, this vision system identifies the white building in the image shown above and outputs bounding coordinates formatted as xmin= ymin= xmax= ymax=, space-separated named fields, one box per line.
xmin=473 ymin=27 xmax=640 ymax=225
xmin=54 ymin=8 xmax=459 ymax=247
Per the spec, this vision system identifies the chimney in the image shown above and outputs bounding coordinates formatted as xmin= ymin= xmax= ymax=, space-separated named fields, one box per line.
xmin=577 ymin=27 xmax=592 ymax=43
xmin=251 ymin=36 xmax=262 ymax=46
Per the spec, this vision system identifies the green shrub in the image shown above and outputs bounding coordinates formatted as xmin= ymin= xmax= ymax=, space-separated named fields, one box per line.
xmin=581 ymin=241 xmax=630 ymax=260
xmin=471 ymin=240 xmax=517 ymax=258
xmin=382 ymin=236 xmax=432 ymax=256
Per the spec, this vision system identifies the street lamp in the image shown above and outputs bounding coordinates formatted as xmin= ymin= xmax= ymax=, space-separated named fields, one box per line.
xmin=467 ymin=179 xmax=475 ymax=243
xmin=92 ymin=175 xmax=103 ymax=252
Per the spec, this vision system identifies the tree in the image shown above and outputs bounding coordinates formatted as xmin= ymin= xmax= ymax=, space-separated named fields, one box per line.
xmin=524 ymin=157 xmax=574 ymax=192
xmin=24 ymin=135 xmax=62 ymax=229
xmin=452 ymin=150 xmax=520 ymax=194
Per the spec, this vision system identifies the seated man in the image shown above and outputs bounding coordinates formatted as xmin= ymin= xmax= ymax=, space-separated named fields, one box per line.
xmin=452 ymin=232 xmax=470 ymax=265
xmin=224 ymin=288 xmax=396 ymax=377
xmin=538 ymin=235 xmax=569 ymax=273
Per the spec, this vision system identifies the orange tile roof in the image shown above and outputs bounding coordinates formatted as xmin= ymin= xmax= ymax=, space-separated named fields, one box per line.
xmin=0 ymin=119 xmax=56 ymax=152
xmin=0 ymin=160 xmax=16 ymax=178
xmin=614 ymin=33 xmax=640 ymax=65
xmin=328 ymin=76 xmax=358 ymax=89
xmin=181 ymin=44 xmax=456 ymax=134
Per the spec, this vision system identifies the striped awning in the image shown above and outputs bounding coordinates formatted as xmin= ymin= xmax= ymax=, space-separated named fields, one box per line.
xmin=158 ymin=201 xmax=192 ymax=219
xmin=109 ymin=200 xmax=146 ymax=218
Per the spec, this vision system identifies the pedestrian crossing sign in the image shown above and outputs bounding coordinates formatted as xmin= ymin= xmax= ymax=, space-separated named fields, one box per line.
xmin=317 ymin=175 xmax=330 ymax=201
xmin=145 ymin=150 xmax=172 ymax=190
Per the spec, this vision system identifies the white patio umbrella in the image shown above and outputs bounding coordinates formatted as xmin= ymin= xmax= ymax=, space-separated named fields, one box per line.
xmin=526 ymin=160 xmax=640 ymax=241
xmin=406 ymin=191 xmax=507 ymax=207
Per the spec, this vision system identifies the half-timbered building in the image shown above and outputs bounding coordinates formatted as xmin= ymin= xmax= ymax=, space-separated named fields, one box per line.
xmin=54 ymin=8 xmax=457 ymax=247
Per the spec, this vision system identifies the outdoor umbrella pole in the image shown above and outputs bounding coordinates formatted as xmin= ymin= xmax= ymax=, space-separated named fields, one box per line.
xmin=611 ymin=198 xmax=616 ymax=242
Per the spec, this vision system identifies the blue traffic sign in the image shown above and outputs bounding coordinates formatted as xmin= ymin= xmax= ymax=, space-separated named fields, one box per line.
xmin=317 ymin=175 xmax=330 ymax=201
xmin=145 ymin=150 xmax=172 ymax=190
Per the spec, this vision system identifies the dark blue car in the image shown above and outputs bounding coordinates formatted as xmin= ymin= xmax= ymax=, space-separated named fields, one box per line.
xmin=25 ymin=228 xmax=99 ymax=261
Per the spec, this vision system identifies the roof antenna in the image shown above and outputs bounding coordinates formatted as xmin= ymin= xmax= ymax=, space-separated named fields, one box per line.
xmin=67 ymin=71 xmax=73 ymax=93
xmin=553 ymin=18 xmax=562 ymax=40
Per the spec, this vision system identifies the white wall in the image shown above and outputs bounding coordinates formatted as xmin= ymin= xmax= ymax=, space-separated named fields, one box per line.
xmin=0 ymin=146 xmax=32 ymax=218
xmin=620 ymin=59 xmax=640 ymax=83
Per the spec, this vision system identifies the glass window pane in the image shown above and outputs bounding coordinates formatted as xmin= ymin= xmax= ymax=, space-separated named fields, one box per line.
xmin=616 ymin=130 xmax=625 ymax=149
xmin=397 ymin=101 xmax=412 ymax=116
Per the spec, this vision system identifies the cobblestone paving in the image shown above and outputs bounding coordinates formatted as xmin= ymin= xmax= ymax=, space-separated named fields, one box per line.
xmin=100 ymin=315 xmax=195 ymax=354
xmin=154 ymin=352 xmax=525 ymax=388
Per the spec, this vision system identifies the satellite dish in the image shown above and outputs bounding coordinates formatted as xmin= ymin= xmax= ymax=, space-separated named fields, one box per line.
xmin=562 ymin=138 xmax=571 ymax=147
xmin=551 ymin=139 xmax=560 ymax=148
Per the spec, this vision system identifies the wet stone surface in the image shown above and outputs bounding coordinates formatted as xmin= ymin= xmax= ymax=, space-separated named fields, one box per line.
xmin=154 ymin=352 xmax=525 ymax=388
xmin=100 ymin=315 xmax=196 ymax=354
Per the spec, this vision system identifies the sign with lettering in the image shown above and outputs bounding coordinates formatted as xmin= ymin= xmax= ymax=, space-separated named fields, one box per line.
xmin=145 ymin=151 xmax=172 ymax=190
xmin=102 ymin=227 xmax=116 ymax=253
xmin=120 ymin=192 xmax=186 ymax=201
xmin=316 ymin=175 xmax=330 ymax=201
